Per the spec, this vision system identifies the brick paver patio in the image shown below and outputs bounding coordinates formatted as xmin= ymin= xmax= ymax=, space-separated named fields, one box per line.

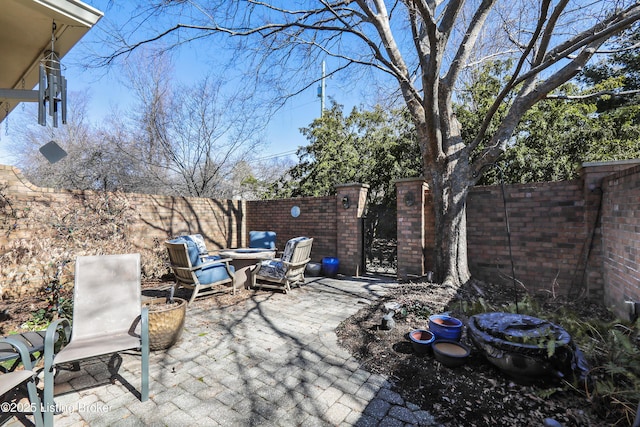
xmin=4 ymin=276 xmax=440 ymax=426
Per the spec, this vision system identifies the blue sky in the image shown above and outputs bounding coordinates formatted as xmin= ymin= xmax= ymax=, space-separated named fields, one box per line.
xmin=0 ymin=0 xmax=367 ymax=165
xmin=0 ymin=0 xmax=624 ymax=169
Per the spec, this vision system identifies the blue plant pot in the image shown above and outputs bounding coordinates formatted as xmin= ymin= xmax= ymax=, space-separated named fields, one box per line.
xmin=322 ymin=257 xmax=339 ymax=277
xmin=408 ymin=329 xmax=435 ymax=355
xmin=432 ymin=339 xmax=470 ymax=368
xmin=428 ymin=314 xmax=463 ymax=341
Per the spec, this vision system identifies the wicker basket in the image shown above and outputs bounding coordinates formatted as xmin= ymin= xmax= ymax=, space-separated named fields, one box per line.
xmin=143 ymin=297 xmax=187 ymax=351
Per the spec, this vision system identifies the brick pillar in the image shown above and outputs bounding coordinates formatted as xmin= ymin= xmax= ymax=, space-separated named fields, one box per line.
xmin=396 ymin=178 xmax=431 ymax=280
xmin=335 ymin=183 xmax=369 ymax=276
xmin=580 ymin=159 xmax=640 ymax=300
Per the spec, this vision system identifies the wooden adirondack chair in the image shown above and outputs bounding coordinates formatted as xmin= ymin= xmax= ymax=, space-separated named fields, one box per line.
xmin=250 ymin=237 xmax=313 ymax=293
xmin=165 ymin=238 xmax=236 ymax=302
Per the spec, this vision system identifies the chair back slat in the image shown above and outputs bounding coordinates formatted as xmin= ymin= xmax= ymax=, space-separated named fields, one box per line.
xmin=290 ymin=238 xmax=313 ymax=264
xmin=71 ymin=254 xmax=141 ymax=340
xmin=282 ymin=237 xmax=310 ymax=263
xmin=287 ymin=238 xmax=313 ymax=279
xmin=165 ymin=242 xmax=197 ymax=285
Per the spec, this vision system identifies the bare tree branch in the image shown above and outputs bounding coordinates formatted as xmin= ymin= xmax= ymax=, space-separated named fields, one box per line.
xmin=596 ymin=40 xmax=640 ymax=53
xmin=546 ymin=88 xmax=640 ymax=100
xmin=533 ymin=0 xmax=570 ymax=66
xmin=443 ymin=0 xmax=500 ymax=102
xmin=472 ymin=36 xmax=608 ymax=178
xmin=468 ymin=0 xmax=552 ymax=154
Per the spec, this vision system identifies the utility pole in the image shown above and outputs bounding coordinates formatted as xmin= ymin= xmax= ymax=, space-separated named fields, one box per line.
xmin=317 ymin=60 xmax=325 ymax=116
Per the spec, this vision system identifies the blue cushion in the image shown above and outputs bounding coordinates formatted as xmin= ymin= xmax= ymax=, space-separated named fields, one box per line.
xmin=249 ymin=231 xmax=277 ymax=249
xmin=168 ymin=238 xmax=202 ymax=266
xmin=183 ymin=234 xmax=208 ymax=255
xmin=196 ymin=262 xmax=235 ymax=285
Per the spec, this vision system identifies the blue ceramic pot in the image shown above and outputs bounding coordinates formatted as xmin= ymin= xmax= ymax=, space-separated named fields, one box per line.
xmin=428 ymin=314 xmax=463 ymax=341
xmin=432 ymin=339 xmax=470 ymax=368
xmin=322 ymin=257 xmax=339 ymax=277
xmin=408 ymin=329 xmax=435 ymax=355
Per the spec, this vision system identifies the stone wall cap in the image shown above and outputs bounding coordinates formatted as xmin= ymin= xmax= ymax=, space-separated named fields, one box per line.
xmin=582 ymin=159 xmax=640 ymax=168
xmin=394 ymin=177 xmax=426 ymax=184
xmin=334 ymin=183 xmax=370 ymax=189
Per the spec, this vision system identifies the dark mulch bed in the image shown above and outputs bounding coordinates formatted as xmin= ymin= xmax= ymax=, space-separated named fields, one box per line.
xmin=335 ymin=278 xmax=619 ymax=427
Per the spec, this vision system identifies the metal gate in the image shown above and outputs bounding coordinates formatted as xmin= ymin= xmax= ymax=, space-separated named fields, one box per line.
xmin=362 ymin=201 xmax=397 ymax=275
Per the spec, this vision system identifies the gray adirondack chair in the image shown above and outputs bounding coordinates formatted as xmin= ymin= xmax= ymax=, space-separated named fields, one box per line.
xmin=42 ymin=254 xmax=149 ymax=426
xmin=250 ymin=237 xmax=313 ymax=293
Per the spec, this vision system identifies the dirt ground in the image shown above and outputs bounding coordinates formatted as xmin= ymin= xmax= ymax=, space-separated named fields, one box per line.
xmin=0 ymin=277 xmax=627 ymax=426
xmin=335 ymin=278 xmax=621 ymax=427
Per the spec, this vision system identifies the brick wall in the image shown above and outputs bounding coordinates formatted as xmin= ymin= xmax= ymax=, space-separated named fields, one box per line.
xmin=335 ymin=183 xmax=369 ymax=275
xmin=2 ymin=158 xmax=638 ymax=318
xmin=0 ymin=164 xmax=367 ymax=296
xmin=0 ymin=165 xmax=244 ymax=296
xmin=466 ymin=180 xmax=589 ymax=297
xmin=397 ymin=160 xmax=640 ymax=320
xmin=395 ymin=178 xmax=428 ymax=279
xmin=247 ymin=195 xmax=338 ymax=263
xmin=600 ymin=163 xmax=640 ymax=319
xmin=0 ymin=166 xmax=245 ymax=251
xmin=246 ymin=183 xmax=368 ymax=275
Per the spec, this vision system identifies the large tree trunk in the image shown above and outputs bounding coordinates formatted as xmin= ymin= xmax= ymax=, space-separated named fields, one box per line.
xmin=437 ymin=195 xmax=471 ymax=286
xmin=428 ymin=157 xmax=472 ymax=287
xmin=418 ymin=109 xmax=473 ymax=287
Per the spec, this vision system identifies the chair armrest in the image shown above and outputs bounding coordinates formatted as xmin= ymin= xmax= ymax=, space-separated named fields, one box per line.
xmin=44 ymin=318 xmax=71 ymax=372
xmin=198 ymin=257 xmax=233 ymax=269
xmin=42 ymin=318 xmax=71 ymax=424
xmin=282 ymin=257 xmax=311 ymax=269
xmin=252 ymin=257 xmax=282 ymax=268
xmin=170 ymin=265 xmax=197 ymax=274
xmin=170 ymin=256 xmax=231 ymax=274
xmin=0 ymin=338 xmax=35 ymax=371
xmin=141 ymin=306 xmax=149 ymax=350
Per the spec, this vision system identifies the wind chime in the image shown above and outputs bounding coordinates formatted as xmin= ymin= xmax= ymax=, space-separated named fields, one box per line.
xmin=0 ymin=21 xmax=68 ymax=162
xmin=39 ymin=21 xmax=67 ymax=128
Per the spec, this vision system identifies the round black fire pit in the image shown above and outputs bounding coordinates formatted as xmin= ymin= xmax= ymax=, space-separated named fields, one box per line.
xmin=467 ymin=312 xmax=587 ymax=384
